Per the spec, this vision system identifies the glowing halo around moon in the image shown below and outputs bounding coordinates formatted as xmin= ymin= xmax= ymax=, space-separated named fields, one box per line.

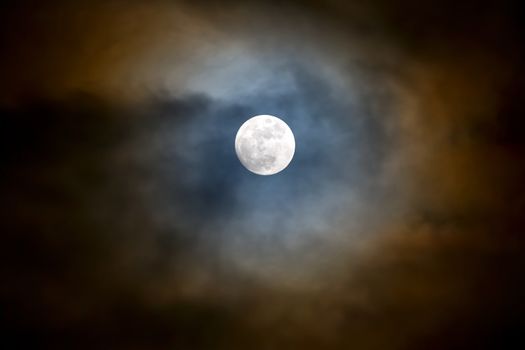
xmin=235 ymin=115 xmax=296 ymax=175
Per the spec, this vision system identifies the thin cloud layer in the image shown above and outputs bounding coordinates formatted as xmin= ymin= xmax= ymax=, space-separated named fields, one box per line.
xmin=1 ymin=0 xmax=524 ymax=349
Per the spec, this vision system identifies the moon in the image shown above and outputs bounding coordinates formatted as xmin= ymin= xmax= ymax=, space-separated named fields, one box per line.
xmin=235 ymin=115 xmax=296 ymax=175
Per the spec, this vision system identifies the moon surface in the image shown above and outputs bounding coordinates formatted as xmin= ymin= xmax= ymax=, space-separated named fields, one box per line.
xmin=235 ymin=115 xmax=296 ymax=175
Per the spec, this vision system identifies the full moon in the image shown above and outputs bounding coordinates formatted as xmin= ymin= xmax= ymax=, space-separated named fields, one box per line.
xmin=235 ymin=115 xmax=296 ymax=175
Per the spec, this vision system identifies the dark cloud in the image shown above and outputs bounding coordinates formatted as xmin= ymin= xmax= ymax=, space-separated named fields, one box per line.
xmin=1 ymin=0 xmax=524 ymax=349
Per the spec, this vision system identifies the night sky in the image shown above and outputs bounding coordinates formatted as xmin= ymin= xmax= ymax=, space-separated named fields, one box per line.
xmin=1 ymin=1 xmax=525 ymax=349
